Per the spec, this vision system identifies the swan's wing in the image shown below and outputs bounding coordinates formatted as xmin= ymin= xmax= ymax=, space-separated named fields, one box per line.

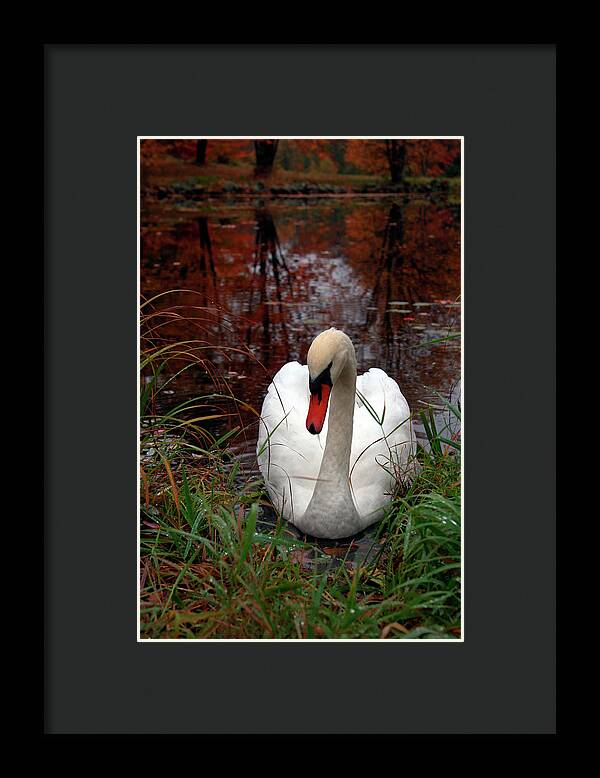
xmin=257 ymin=361 xmax=326 ymax=522
xmin=350 ymin=368 xmax=415 ymax=520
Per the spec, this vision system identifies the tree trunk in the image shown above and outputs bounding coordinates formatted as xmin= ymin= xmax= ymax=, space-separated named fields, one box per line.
xmin=196 ymin=140 xmax=207 ymax=166
xmin=385 ymin=140 xmax=407 ymax=184
xmin=254 ymin=140 xmax=279 ymax=177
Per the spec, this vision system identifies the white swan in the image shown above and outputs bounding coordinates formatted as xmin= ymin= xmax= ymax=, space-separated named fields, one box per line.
xmin=256 ymin=328 xmax=415 ymax=539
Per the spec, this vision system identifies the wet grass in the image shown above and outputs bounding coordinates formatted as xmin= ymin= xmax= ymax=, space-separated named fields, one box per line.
xmin=139 ymin=297 xmax=461 ymax=640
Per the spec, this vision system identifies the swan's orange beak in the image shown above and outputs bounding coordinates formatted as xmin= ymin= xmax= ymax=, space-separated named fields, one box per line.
xmin=306 ymin=384 xmax=331 ymax=435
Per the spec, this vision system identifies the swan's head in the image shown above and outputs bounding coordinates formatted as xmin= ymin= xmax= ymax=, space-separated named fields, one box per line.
xmin=305 ymin=328 xmax=356 ymax=435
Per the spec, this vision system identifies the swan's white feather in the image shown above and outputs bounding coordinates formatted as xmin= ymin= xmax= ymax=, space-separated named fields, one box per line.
xmin=257 ymin=361 xmax=414 ymax=529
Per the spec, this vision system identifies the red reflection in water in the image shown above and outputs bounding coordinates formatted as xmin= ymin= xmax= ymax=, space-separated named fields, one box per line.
xmin=140 ymin=198 xmax=460 ymax=425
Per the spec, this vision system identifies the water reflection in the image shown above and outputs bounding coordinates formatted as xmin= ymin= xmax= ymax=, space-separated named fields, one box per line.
xmin=141 ymin=196 xmax=461 ymax=440
xmin=197 ymin=217 xmax=217 ymax=293
xmin=246 ymin=208 xmax=293 ymax=362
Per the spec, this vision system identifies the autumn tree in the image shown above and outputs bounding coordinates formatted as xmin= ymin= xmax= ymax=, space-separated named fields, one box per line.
xmin=346 ymin=139 xmax=460 ymax=182
xmin=385 ymin=140 xmax=407 ymax=183
xmin=346 ymin=140 xmax=407 ymax=182
xmin=278 ymin=140 xmax=340 ymax=173
xmin=210 ymin=140 xmax=253 ymax=165
xmin=196 ymin=140 xmax=207 ymax=166
xmin=345 ymin=140 xmax=390 ymax=179
xmin=407 ymin=140 xmax=459 ymax=177
xmin=254 ymin=140 xmax=279 ymax=176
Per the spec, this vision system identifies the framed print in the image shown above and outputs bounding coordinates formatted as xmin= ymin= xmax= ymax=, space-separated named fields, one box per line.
xmin=138 ymin=135 xmax=463 ymax=643
xmin=45 ymin=44 xmax=555 ymax=735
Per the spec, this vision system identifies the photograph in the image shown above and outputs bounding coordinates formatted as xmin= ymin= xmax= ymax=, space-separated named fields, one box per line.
xmin=138 ymin=136 xmax=463 ymax=641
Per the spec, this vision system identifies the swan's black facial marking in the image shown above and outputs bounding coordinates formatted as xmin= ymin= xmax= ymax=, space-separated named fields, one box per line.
xmin=309 ymin=362 xmax=333 ymax=400
xmin=306 ymin=361 xmax=333 ymax=435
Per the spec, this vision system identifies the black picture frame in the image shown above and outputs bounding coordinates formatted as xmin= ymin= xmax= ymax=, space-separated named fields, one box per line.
xmin=44 ymin=43 xmax=556 ymax=735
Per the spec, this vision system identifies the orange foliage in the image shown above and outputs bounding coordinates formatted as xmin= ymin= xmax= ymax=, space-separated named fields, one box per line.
xmin=208 ymin=140 xmax=254 ymax=164
xmin=140 ymin=139 xmax=254 ymax=166
xmin=140 ymin=138 xmax=460 ymax=180
xmin=346 ymin=139 xmax=459 ymax=178
xmin=408 ymin=140 xmax=459 ymax=176
xmin=346 ymin=140 xmax=389 ymax=175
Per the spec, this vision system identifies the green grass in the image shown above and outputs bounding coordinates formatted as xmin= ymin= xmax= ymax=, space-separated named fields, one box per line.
xmin=140 ymin=301 xmax=461 ymax=640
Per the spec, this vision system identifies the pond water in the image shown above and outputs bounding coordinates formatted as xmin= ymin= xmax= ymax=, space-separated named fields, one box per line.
xmin=141 ymin=194 xmax=461 ymax=562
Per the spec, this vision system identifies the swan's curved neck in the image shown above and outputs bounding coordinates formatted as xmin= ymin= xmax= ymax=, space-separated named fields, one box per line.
xmin=303 ymin=351 xmax=359 ymax=525
xmin=318 ymin=359 xmax=356 ymax=483
xmin=297 ymin=339 xmax=361 ymax=537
